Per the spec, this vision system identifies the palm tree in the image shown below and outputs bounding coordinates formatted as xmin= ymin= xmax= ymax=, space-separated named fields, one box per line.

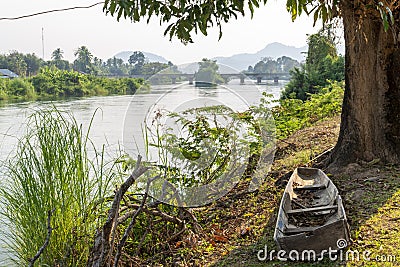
xmin=51 ymin=48 xmax=64 ymax=60
xmin=73 ymin=46 xmax=93 ymax=73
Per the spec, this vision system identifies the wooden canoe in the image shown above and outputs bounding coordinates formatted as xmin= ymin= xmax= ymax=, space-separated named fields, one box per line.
xmin=273 ymin=167 xmax=350 ymax=259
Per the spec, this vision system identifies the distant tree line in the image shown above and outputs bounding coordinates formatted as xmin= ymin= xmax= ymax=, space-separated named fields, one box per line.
xmin=246 ymin=56 xmax=300 ymax=74
xmin=0 ymin=47 xmax=178 ymax=77
xmin=247 ymin=56 xmax=300 ymax=73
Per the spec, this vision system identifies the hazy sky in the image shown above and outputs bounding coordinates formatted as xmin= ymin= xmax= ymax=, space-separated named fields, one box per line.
xmin=0 ymin=0 xmax=322 ymax=64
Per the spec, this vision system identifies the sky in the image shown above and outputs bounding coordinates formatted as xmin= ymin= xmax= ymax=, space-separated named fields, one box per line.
xmin=0 ymin=0 xmax=323 ymax=65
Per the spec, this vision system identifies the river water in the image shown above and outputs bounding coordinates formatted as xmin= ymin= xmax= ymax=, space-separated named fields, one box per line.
xmin=0 ymin=79 xmax=285 ymax=264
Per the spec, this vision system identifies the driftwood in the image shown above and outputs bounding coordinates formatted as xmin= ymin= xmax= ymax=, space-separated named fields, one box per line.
xmin=113 ymin=175 xmax=159 ymax=267
xmin=28 ymin=209 xmax=55 ymax=267
xmin=87 ymin=156 xmax=149 ymax=267
xmin=87 ymin=155 xmax=200 ymax=267
xmin=118 ymin=204 xmax=183 ymax=225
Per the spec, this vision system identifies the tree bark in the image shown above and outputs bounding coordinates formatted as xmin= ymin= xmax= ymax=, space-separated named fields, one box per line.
xmin=329 ymin=1 xmax=400 ymax=166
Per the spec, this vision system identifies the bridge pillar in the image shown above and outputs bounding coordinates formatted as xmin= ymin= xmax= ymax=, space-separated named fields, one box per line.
xmin=240 ymin=76 xmax=245 ymax=84
xmin=257 ymin=76 xmax=262 ymax=84
xmin=171 ymin=77 xmax=177 ymax=84
xmin=274 ymin=76 xmax=279 ymax=83
xmin=188 ymin=77 xmax=194 ymax=85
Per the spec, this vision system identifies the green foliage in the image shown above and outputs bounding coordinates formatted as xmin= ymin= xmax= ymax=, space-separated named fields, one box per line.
xmin=0 ymin=109 xmax=117 ymax=266
xmin=306 ymin=31 xmax=337 ymax=69
xmin=103 ymin=0 xmax=268 ymax=43
xmin=282 ymin=29 xmax=344 ymax=100
xmin=1 ymin=49 xmax=179 ymax=81
xmin=51 ymin=48 xmax=64 ymax=61
xmin=6 ymin=78 xmax=36 ymax=100
xmin=282 ymin=66 xmax=311 ymax=100
xmin=247 ymin=56 xmax=300 ymax=74
xmin=141 ymin=62 xmax=170 ymax=75
xmin=73 ymin=46 xmax=94 ymax=74
xmin=101 ymin=0 xmax=399 ymax=44
xmin=0 ymin=68 xmax=147 ymax=101
xmin=31 ymin=67 xmax=89 ymax=97
xmin=0 ymin=51 xmax=44 ymax=77
xmin=29 ymin=67 xmax=146 ymax=98
xmin=0 ymin=79 xmax=8 ymax=100
xmin=286 ymin=0 xmax=340 ymax=25
xmin=195 ymin=58 xmax=224 ymax=85
xmin=376 ymin=1 xmax=395 ymax=31
xmin=274 ymin=81 xmax=344 ymax=139
xmin=144 ymin=104 xmax=266 ymax=191
xmin=128 ymin=51 xmax=146 ymax=75
xmin=101 ymin=0 xmax=395 ymax=47
xmin=145 ymin=106 xmax=230 ymax=188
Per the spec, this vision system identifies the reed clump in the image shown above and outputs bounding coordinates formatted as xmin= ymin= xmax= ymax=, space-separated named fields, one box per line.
xmin=0 ymin=108 xmax=117 ymax=266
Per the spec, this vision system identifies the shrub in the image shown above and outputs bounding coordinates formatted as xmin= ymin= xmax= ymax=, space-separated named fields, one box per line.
xmin=6 ymin=78 xmax=36 ymax=100
xmin=0 ymin=79 xmax=8 ymax=100
xmin=274 ymin=81 xmax=344 ymax=139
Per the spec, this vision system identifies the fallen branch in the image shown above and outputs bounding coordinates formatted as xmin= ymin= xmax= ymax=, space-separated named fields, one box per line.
xmin=118 ymin=204 xmax=183 ymax=226
xmin=160 ymin=180 xmax=183 ymax=207
xmin=87 ymin=156 xmax=149 ymax=267
xmin=179 ymin=208 xmax=202 ymax=234
xmin=29 ymin=209 xmax=55 ymax=267
xmin=166 ymin=224 xmax=187 ymax=243
xmin=113 ymin=175 xmax=159 ymax=267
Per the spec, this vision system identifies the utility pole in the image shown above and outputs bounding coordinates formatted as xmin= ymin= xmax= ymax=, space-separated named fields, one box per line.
xmin=42 ymin=27 xmax=45 ymax=60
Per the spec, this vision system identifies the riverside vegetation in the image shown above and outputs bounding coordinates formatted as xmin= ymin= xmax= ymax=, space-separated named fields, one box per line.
xmin=0 ymin=80 xmax=346 ymax=266
xmin=0 ymin=67 xmax=149 ymax=102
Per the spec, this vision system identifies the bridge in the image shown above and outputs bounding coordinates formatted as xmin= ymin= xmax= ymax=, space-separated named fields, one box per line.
xmin=105 ymin=72 xmax=291 ymax=85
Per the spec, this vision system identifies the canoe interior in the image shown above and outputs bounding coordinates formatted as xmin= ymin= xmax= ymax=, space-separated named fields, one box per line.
xmin=274 ymin=167 xmax=350 ymax=256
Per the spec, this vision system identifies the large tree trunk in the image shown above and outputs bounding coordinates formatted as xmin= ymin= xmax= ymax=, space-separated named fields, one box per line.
xmin=329 ymin=1 xmax=400 ymax=167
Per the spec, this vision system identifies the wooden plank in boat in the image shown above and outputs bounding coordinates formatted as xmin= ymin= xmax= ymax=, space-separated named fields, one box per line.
xmin=293 ymin=183 xmax=328 ymax=191
xmin=283 ymin=226 xmax=319 ymax=234
xmin=287 ymin=205 xmax=338 ymax=215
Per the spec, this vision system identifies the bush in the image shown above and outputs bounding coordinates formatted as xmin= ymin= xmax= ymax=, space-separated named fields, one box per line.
xmin=6 ymin=78 xmax=36 ymax=100
xmin=0 ymin=67 xmax=147 ymax=102
xmin=29 ymin=68 xmax=146 ymax=99
xmin=0 ymin=79 xmax=8 ymax=100
xmin=282 ymin=29 xmax=345 ymax=101
xmin=274 ymin=81 xmax=344 ymax=139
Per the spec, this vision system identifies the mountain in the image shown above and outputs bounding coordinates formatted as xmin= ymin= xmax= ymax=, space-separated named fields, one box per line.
xmin=213 ymin=42 xmax=307 ymax=71
xmin=114 ymin=51 xmax=169 ymax=63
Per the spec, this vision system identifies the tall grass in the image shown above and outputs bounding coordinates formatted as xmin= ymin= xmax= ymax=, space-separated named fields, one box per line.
xmin=0 ymin=108 xmax=117 ymax=266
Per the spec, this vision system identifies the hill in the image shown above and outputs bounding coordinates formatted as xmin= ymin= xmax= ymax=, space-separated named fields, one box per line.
xmin=112 ymin=43 xmax=308 ymax=71
xmin=213 ymin=42 xmax=307 ymax=71
xmin=114 ymin=51 xmax=169 ymax=63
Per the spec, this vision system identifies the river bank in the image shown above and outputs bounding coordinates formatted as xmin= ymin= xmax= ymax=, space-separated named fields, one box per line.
xmin=0 ymin=68 xmax=149 ymax=102
xmin=200 ymin=115 xmax=400 ymax=266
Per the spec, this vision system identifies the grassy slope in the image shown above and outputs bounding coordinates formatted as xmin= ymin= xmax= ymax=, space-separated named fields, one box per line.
xmin=180 ymin=116 xmax=400 ymax=267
